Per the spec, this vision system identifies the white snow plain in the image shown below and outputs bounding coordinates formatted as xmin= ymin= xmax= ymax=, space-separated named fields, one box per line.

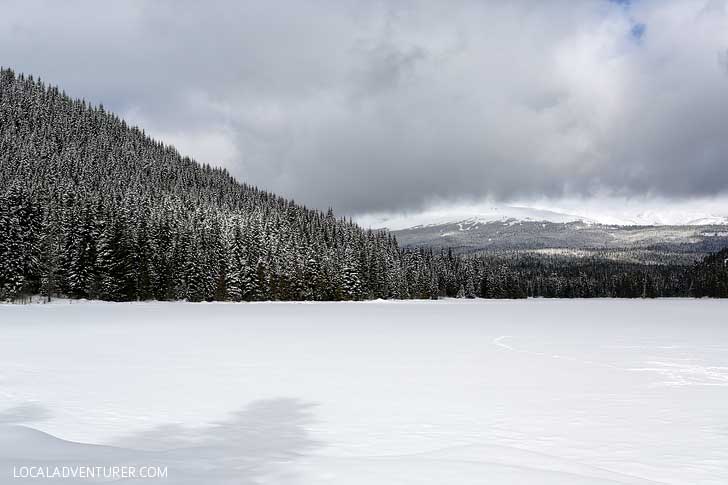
xmin=1 ymin=299 xmax=727 ymax=484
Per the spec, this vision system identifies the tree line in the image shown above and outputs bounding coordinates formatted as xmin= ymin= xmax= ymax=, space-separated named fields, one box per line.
xmin=1 ymin=68 xmax=726 ymax=302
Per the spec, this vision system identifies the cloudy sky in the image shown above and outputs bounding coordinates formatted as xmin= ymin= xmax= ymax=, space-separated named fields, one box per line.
xmin=3 ymin=0 xmax=728 ymax=222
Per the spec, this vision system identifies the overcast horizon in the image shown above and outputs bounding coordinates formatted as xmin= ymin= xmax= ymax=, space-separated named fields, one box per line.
xmin=3 ymin=0 xmax=728 ymax=223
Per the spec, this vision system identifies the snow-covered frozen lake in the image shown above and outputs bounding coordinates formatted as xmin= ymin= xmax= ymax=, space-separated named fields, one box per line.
xmin=1 ymin=299 xmax=727 ymax=484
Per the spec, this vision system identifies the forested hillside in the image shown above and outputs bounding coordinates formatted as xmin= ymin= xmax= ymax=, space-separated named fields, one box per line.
xmin=1 ymin=68 xmax=727 ymax=302
xmin=0 ymin=68 xmax=418 ymax=302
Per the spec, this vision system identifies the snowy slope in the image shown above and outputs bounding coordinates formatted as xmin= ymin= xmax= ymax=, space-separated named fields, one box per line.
xmin=372 ymin=206 xmax=728 ymax=231
xmin=366 ymin=206 xmax=591 ymax=231
xmin=592 ymin=210 xmax=728 ymax=227
xmin=378 ymin=204 xmax=728 ymax=253
xmin=1 ymin=300 xmax=728 ymax=484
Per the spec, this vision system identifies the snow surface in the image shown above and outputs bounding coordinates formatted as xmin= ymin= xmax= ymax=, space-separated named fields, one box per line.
xmin=1 ymin=300 xmax=728 ymax=484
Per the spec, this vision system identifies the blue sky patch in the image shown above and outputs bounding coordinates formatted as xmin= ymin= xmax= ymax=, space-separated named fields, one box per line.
xmin=631 ymin=22 xmax=646 ymax=40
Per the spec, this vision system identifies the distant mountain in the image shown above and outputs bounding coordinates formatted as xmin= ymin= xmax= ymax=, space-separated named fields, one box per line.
xmin=376 ymin=206 xmax=591 ymax=230
xmin=589 ymin=211 xmax=728 ymax=226
xmin=375 ymin=205 xmax=728 ymax=231
xmin=392 ymin=215 xmax=728 ymax=256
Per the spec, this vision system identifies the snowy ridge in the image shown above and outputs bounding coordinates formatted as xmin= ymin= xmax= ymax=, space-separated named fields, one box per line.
xmin=371 ymin=207 xmax=592 ymax=231
xmin=593 ymin=211 xmax=728 ymax=227
xmin=369 ymin=206 xmax=728 ymax=231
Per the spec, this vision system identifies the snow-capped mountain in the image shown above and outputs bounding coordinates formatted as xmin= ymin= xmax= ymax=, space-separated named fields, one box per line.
xmin=382 ymin=206 xmax=728 ymax=254
xmin=369 ymin=206 xmax=728 ymax=231
xmin=393 ymin=207 xmax=593 ymax=230
xmin=582 ymin=210 xmax=728 ymax=227
xmin=361 ymin=206 xmax=591 ymax=232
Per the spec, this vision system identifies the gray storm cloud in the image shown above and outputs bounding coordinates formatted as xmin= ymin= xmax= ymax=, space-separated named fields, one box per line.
xmin=2 ymin=0 xmax=728 ymax=214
